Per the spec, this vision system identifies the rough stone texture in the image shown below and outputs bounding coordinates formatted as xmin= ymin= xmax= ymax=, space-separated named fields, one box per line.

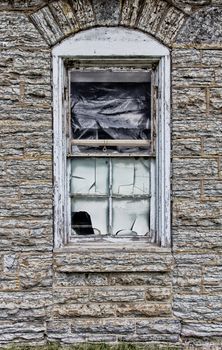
xmin=177 ymin=7 xmax=222 ymax=46
xmin=0 ymin=0 xmax=222 ymax=348
xmin=92 ymin=0 xmax=120 ymax=25
xmin=0 ymin=1 xmax=47 ymax=10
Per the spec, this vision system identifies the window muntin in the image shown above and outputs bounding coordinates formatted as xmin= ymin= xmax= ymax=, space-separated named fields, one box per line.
xmin=68 ymin=67 xmax=155 ymax=240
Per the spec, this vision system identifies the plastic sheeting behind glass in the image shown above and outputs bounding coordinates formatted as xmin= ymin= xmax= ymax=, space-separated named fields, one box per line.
xmin=70 ymin=71 xmax=151 ymax=154
xmin=71 ymin=157 xmax=151 ymax=236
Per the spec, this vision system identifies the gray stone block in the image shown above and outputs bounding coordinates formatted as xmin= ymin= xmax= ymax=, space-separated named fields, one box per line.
xmin=177 ymin=7 xmax=222 ymax=44
xmin=93 ymin=0 xmax=120 ymax=25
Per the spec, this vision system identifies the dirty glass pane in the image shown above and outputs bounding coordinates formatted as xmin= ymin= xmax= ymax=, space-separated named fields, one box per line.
xmin=112 ymin=158 xmax=150 ymax=196
xmin=70 ymin=71 xmax=151 ymax=153
xmin=71 ymin=158 xmax=109 ymax=195
xmin=71 ymin=198 xmax=108 ymax=235
xmin=112 ymin=198 xmax=150 ymax=236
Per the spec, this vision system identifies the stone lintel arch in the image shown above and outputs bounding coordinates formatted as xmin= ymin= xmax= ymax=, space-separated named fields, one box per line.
xmin=29 ymin=0 xmax=188 ymax=48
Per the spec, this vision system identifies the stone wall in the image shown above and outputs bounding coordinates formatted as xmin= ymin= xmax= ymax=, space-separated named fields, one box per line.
xmin=0 ymin=0 xmax=222 ymax=348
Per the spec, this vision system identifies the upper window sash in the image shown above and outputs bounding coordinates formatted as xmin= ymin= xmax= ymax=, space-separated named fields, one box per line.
xmin=67 ymin=65 xmax=156 ymax=157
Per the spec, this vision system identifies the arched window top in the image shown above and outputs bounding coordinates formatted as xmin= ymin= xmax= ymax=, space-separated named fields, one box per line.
xmin=52 ymin=27 xmax=170 ymax=57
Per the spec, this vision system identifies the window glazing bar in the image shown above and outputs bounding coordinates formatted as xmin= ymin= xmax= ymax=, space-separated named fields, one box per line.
xmin=71 ymin=140 xmax=151 ymax=147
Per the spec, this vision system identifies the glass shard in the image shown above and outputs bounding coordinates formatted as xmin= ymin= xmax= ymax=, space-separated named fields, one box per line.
xmin=112 ymin=198 xmax=150 ymax=236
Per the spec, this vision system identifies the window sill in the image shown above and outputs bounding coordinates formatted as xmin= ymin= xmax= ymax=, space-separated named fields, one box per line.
xmin=54 ymin=241 xmax=171 ymax=253
xmin=53 ymin=243 xmax=173 ymax=273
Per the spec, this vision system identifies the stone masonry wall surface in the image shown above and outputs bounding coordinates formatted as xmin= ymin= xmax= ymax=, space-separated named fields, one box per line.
xmin=0 ymin=0 xmax=222 ymax=349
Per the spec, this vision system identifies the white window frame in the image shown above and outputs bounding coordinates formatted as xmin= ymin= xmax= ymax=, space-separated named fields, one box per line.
xmin=52 ymin=27 xmax=171 ymax=248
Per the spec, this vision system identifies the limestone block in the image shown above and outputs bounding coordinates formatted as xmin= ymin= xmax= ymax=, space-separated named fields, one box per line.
xmin=174 ymin=295 xmax=222 ymax=321
xmin=0 ymin=12 xmax=47 ymax=49
xmin=86 ymin=335 xmax=117 ymax=342
xmin=172 ymin=138 xmax=201 ymax=156
xmin=177 ymin=7 xmax=222 ymax=45
xmin=0 ymin=291 xmax=52 ymax=321
xmin=168 ymin=0 xmax=193 ymax=14
xmin=172 ymin=116 xmax=221 ymax=138
xmin=5 ymin=159 xmax=52 ymax=182
xmin=0 ymin=1 xmax=46 ymax=9
xmin=116 ymin=302 xmax=171 ymax=317
xmin=0 ymin=120 xmax=51 ymax=135
xmin=173 ymin=252 xmax=219 ymax=265
xmin=172 ymin=158 xmax=218 ymax=178
xmin=19 ymin=184 xmax=52 ymax=200
xmin=0 ymin=254 xmax=19 ymax=291
xmin=31 ymin=6 xmax=64 ymax=46
xmin=145 ymin=286 xmax=171 ymax=301
xmin=203 ymin=179 xmax=222 ymax=198
xmin=119 ymin=333 xmax=179 ymax=342
xmin=130 ymin=319 xmax=181 ymax=342
xmin=0 ymin=322 xmax=45 ymax=344
xmin=24 ymin=84 xmax=51 ymax=107
xmin=173 ymin=200 xmax=222 ymax=227
xmin=156 ymin=7 xmax=186 ymax=45
xmin=53 ymin=303 xmax=116 ymax=318
xmin=109 ymin=272 xmax=171 ymax=287
xmin=182 ymin=322 xmax=222 ymax=337
xmin=54 ymin=286 xmax=146 ymax=303
xmin=172 ymin=49 xmax=202 ymax=67
xmin=120 ymin=0 xmax=141 ymax=26
xmin=202 ymin=50 xmax=222 ymax=67
xmin=172 ymin=67 xmax=215 ymax=87
xmin=0 ymin=85 xmax=20 ymax=103
xmin=0 ymin=222 xmax=53 ymax=252
xmin=68 ymin=0 xmax=95 ymax=28
xmin=0 ymin=275 xmax=18 ymax=291
xmin=172 ymin=179 xmax=201 ymax=198
xmin=54 ymin=272 xmax=109 ymax=287
xmin=203 ymin=266 xmax=222 ymax=293
xmin=54 ymin=250 xmax=173 ymax=273
xmin=69 ymin=318 xmax=135 ymax=335
xmin=173 ymin=230 xmax=222 ymax=252
xmin=209 ymin=88 xmax=222 ymax=114
xmin=93 ymin=0 xmax=120 ymax=25
xmin=19 ymin=253 xmax=53 ymax=289
xmin=172 ymin=87 xmax=206 ymax=115
xmin=3 ymin=254 xmax=18 ymax=273
xmin=46 ymin=321 xmax=70 ymax=341
xmin=30 ymin=1 xmax=95 ymax=45
xmin=203 ymin=136 xmax=222 ymax=155
xmin=138 ymin=0 xmax=169 ymax=34
xmin=48 ymin=1 xmax=79 ymax=35
xmin=173 ymin=265 xmax=202 ymax=294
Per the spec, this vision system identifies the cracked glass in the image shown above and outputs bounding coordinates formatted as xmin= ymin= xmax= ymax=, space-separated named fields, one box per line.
xmin=69 ymin=69 xmax=153 ymax=238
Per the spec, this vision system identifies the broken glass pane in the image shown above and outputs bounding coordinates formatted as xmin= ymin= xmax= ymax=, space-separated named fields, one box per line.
xmin=112 ymin=158 xmax=150 ymax=196
xmin=71 ymin=198 xmax=109 ymax=235
xmin=71 ymin=158 xmax=109 ymax=195
xmin=112 ymin=198 xmax=150 ymax=236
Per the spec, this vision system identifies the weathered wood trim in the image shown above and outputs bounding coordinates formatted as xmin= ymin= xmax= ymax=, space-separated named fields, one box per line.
xmin=52 ymin=27 xmax=171 ymax=248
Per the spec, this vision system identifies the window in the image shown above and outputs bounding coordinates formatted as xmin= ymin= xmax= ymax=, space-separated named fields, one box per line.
xmin=53 ymin=28 xmax=170 ymax=248
xmin=69 ymin=66 xmax=154 ymax=242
